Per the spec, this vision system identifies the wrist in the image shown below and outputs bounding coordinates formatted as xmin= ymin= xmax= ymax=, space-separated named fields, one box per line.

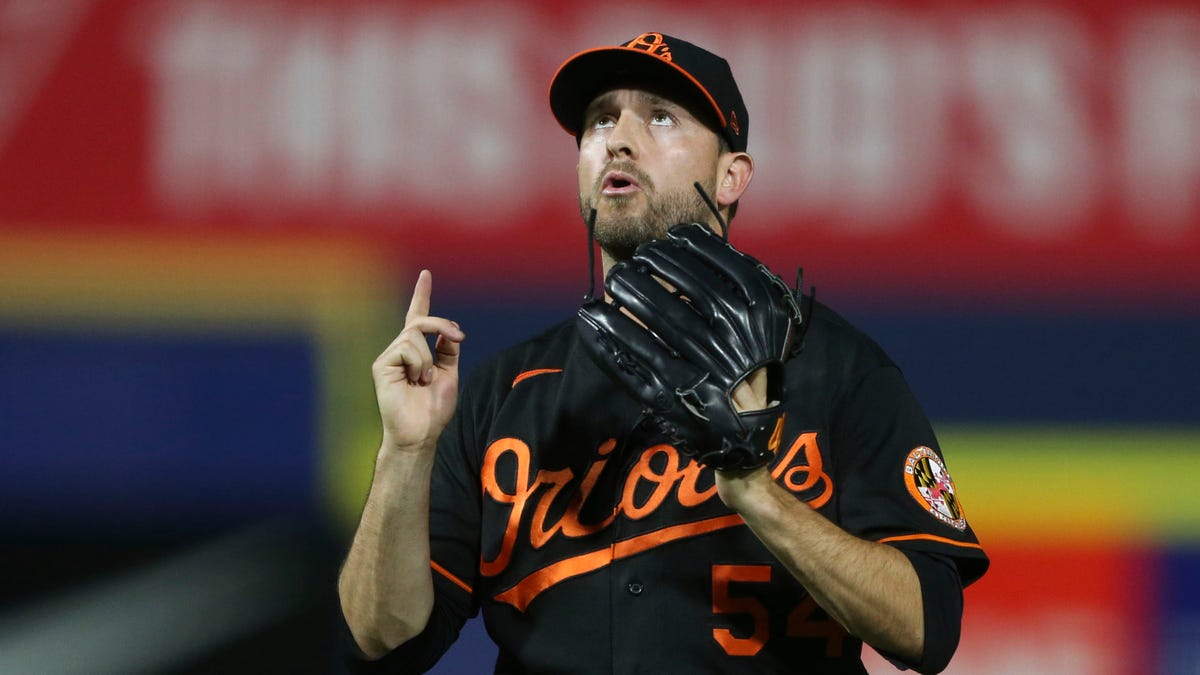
xmin=731 ymin=368 xmax=770 ymax=412
xmin=375 ymin=435 xmax=437 ymax=474
xmin=714 ymin=464 xmax=776 ymax=511
xmin=379 ymin=430 xmax=437 ymax=455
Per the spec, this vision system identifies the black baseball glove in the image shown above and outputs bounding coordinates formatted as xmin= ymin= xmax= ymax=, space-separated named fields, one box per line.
xmin=576 ymin=223 xmax=805 ymax=471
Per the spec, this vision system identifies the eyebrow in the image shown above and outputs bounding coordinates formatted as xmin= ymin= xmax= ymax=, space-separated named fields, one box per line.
xmin=584 ymin=90 xmax=680 ymax=117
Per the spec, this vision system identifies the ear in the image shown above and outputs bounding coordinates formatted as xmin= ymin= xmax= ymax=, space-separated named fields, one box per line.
xmin=715 ymin=152 xmax=754 ymax=209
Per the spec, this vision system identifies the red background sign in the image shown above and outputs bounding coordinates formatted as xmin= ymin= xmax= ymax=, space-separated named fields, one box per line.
xmin=2 ymin=0 xmax=1197 ymax=308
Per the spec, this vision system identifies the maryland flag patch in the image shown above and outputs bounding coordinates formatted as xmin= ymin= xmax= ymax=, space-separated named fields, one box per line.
xmin=904 ymin=446 xmax=967 ymax=531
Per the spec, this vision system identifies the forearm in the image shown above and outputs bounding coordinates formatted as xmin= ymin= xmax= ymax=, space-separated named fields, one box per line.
xmin=717 ymin=469 xmax=924 ymax=663
xmin=338 ymin=440 xmax=438 ymax=659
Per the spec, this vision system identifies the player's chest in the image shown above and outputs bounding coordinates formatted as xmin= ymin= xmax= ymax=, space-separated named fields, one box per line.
xmin=473 ymin=395 xmax=839 ymax=593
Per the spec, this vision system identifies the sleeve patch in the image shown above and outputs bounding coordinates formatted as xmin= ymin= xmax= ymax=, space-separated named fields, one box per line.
xmin=904 ymin=446 xmax=967 ymax=532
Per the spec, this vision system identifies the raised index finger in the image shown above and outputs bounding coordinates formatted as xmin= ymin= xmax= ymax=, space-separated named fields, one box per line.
xmin=406 ymin=269 xmax=433 ymax=323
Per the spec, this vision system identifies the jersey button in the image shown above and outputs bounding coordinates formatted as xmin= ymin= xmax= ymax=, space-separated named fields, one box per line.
xmin=626 ymin=581 xmax=644 ymax=596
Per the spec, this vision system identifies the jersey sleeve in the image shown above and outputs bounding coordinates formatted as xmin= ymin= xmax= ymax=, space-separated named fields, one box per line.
xmin=426 ymin=367 xmax=489 ymax=608
xmin=343 ymin=369 xmax=493 ymax=673
xmin=340 ymin=588 xmax=474 ymax=675
xmin=830 ymin=365 xmax=989 ymax=586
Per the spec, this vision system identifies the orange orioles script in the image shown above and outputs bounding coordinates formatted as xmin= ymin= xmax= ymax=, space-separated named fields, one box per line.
xmin=476 ymin=431 xmax=832 ymax=611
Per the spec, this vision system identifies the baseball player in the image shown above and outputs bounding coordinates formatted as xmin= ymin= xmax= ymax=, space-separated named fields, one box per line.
xmin=338 ymin=33 xmax=989 ymax=674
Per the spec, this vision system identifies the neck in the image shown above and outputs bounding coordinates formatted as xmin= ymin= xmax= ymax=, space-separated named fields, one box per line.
xmin=599 ymin=248 xmax=620 ymax=278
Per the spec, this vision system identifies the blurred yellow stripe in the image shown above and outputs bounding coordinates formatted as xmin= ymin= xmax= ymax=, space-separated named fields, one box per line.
xmin=940 ymin=426 xmax=1200 ymax=545
xmin=0 ymin=230 xmax=394 ymax=330
xmin=0 ymin=229 xmax=403 ymax=531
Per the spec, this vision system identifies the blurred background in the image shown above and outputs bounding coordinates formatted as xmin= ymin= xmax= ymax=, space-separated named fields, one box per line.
xmin=1 ymin=0 xmax=1197 ymax=673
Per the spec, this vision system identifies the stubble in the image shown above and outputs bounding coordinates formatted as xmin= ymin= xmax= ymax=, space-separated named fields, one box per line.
xmin=579 ymin=164 xmax=718 ymax=261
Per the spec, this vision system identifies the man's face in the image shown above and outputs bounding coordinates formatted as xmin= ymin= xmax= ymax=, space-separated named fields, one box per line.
xmin=577 ymin=87 xmax=725 ymax=261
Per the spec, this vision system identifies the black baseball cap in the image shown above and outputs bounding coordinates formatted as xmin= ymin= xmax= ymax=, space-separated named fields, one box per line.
xmin=548 ymin=32 xmax=749 ymax=153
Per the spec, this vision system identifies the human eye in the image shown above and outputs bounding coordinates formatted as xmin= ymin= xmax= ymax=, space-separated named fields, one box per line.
xmin=649 ymin=110 xmax=675 ymax=126
xmin=591 ymin=113 xmax=616 ymax=130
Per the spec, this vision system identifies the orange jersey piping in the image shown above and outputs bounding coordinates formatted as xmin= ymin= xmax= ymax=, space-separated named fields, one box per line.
xmin=493 ymin=513 xmax=745 ymax=611
xmin=431 ymin=560 xmax=473 ymax=595
xmin=510 ymin=368 xmax=563 ymax=388
xmin=876 ymin=533 xmax=984 ymax=550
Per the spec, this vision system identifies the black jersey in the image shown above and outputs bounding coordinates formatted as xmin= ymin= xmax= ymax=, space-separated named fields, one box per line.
xmin=370 ymin=300 xmax=988 ymax=674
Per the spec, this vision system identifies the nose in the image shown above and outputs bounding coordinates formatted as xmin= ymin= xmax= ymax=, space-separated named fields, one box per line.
xmin=605 ymin=114 xmax=639 ymax=160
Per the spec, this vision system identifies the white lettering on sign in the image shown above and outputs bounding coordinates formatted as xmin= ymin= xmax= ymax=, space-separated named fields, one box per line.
xmin=957 ymin=10 xmax=1100 ymax=239
xmin=146 ymin=2 xmax=534 ymax=221
xmin=138 ymin=2 xmax=1200 ymax=241
xmin=743 ymin=9 xmax=950 ymax=232
xmin=1120 ymin=13 xmax=1200 ymax=240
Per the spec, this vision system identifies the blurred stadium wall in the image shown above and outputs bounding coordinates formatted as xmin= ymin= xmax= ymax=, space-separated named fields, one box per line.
xmin=0 ymin=1 xmax=1197 ymax=673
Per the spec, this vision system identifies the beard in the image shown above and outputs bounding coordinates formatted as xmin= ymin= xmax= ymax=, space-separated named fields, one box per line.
xmin=579 ymin=164 xmax=719 ymax=262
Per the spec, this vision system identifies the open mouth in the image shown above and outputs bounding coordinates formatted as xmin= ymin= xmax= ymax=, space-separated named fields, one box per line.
xmin=602 ymin=171 xmax=641 ymax=195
